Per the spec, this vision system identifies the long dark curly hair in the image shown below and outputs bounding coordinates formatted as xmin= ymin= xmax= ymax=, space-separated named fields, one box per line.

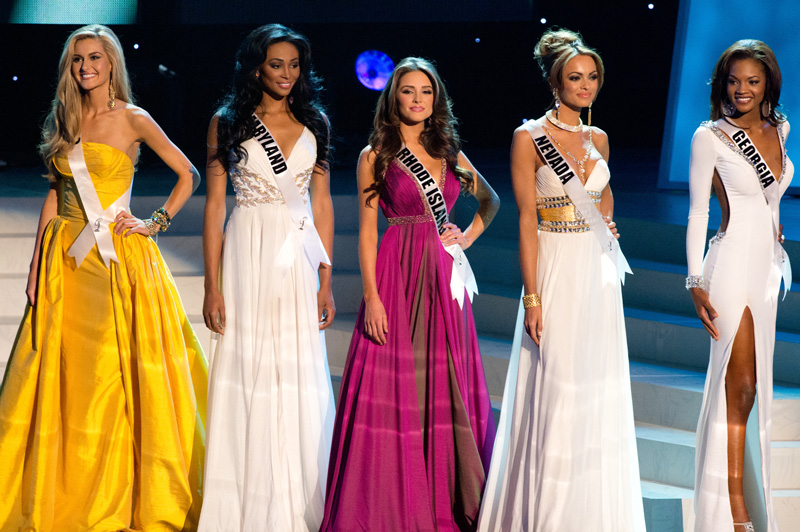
xmin=213 ymin=24 xmax=330 ymax=172
xmin=366 ymin=57 xmax=472 ymax=205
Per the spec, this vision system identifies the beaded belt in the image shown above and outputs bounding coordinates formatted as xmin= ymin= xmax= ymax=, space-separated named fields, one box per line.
xmin=537 ymin=193 xmax=600 ymax=233
xmin=387 ymin=214 xmax=434 ymax=226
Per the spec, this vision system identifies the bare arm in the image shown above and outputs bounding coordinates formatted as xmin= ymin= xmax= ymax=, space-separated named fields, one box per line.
xmin=453 ymin=151 xmax=500 ymax=250
xmin=132 ymin=108 xmax=200 ymax=217
xmin=593 ymin=129 xmax=619 ymax=238
xmin=357 ymin=147 xmax=388 ymax=345
xmin=310 ymin=156 xmax=336 ymax=329
xmin=511 ymin=127 xmax=543 ymax=344
xmin=202 ymin=115 xmax=227 ymax=334
xmin=114 ymin=108 xmax=201 ymax=237
xmin=26 ymin=184 xmax=59 ymax=306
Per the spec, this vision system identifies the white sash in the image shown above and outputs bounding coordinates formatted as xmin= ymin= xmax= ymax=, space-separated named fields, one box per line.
xmin=524 ymin=121 xmax=632 ymax=283
xmin=250 ymin=114 xmax=330 ymax=275
xmin=712 ymin=119 xmax=792 ymax=297
xmin=66 ymin=140 xmax=132 ymax=268
xmin=395 ymin=146 xmax=478 ymax=309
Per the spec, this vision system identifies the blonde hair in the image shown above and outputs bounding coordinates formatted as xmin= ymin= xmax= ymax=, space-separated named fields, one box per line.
xmin=534 ymin=28 xmax=604 ymax=102
xmin=39 ymin=24 xmax=133 ymax=180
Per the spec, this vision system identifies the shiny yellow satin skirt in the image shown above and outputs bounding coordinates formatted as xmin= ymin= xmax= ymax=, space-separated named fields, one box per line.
xmin=0 ymin=216 xmax=208 ymax=531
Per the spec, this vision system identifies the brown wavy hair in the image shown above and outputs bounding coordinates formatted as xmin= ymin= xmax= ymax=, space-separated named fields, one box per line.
xmin=534 ymin=28 xmax=604 ymax=106
xmin=365 ymin=57 xmax=472 ymax=205
xmin=39 ymin=25 xmax=134 ymax=180
xmin=709 ymin=39 xmax=785 ymax=126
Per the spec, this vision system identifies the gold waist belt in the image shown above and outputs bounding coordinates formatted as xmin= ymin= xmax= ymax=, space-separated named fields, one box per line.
xmin=537 ymin=204 xmax=582 ymax=222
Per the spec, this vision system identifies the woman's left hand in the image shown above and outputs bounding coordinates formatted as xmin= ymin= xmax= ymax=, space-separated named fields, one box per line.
xmin=604 ymin=216 xmax=620 ymax=239
xmin=318 ymin=286 xmax=336 ymax=330
xmin=440 ymin=222 xmax=467 ymax=248
xmin=778 ymin=223 xmax=785 ymax=244
xmin=113 ymin=211 xmax=149 ymax=237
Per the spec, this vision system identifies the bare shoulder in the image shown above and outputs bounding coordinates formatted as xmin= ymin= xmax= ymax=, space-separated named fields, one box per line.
xmin=590 ymin=125 xmax=608 ymax=143
xmin=120 ymin=104 xmax=158 ymax=132
xmin=359 ymin=145 xmax=377 ymax=165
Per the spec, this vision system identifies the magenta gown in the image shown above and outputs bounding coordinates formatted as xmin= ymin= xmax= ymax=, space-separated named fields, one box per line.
xmin=320 ymin=160 xmax=496 ymax=532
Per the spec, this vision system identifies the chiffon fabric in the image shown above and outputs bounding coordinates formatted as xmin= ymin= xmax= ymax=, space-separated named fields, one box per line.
xmin=198 ymin=130 xmax=335 ymax=532
xmin=687 ymin=121 xmax=794 ymax=532
xmin=320 ymin=160 xmax=496 ymax=532
xmin=0 ymin=142 xmax=208 ymax=531
xmin=478 ymin=157 xmax=646 ymax=531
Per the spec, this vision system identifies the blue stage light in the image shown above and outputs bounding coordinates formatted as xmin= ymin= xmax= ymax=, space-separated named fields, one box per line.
xmin=11 ymin=0 xmax=137 ymax=23
xmin=648 ymin=3 xmax=654 ymax=9
xmin=12 ymin=76 xmax=19 ymax=81
xmin=355 ymin=50 xmax=394 ymax=91
xmin=540 ymin=18 xmax=547 ymax=24
xmin=475 ymin=38 xmax=481 ymax=43
xmin=133 ymin=43 xmax=139 ymax=50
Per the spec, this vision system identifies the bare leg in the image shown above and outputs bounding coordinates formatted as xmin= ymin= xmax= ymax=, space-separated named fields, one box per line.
xmin=725 ymin=307 xmax=757 ymax=530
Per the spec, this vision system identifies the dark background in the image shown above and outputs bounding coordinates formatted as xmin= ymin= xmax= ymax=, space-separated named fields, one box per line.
xmin=0 ymin=1 xmax=678 ymax=192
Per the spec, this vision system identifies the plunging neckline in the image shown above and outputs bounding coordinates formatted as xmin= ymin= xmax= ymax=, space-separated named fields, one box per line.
xmin=541 ymin=125 xmax=601 ymax=185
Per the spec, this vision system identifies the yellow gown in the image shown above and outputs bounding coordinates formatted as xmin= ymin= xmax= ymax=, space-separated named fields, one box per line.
xmin=0 ymin=143 xmax=208 ymax=531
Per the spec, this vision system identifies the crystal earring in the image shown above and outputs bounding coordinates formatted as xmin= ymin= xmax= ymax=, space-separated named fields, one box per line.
xmin=721 ymin=99 xmax=735 ymax=117
xmin=762 ymin=99 xmax=771 ymax=118
xmin=588 ymin=101 xmax=592 ymax=127
xmin=107 ymin=72 xmax=116 ymax=110
xmin=553 ymin=88 xmax=561 ymax=120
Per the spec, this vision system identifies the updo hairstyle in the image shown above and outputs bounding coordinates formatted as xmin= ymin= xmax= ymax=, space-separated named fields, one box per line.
xmin=534 ymin=28 xmax=604 ymax=97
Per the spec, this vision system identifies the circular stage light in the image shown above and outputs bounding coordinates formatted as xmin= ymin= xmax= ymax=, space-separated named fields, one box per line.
xmin=355 ymin=50 xmax=394 ymax=91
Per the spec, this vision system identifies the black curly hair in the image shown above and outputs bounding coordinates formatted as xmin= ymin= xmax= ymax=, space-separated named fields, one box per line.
xmin=213 ymin=24 xmax=330 ymax=172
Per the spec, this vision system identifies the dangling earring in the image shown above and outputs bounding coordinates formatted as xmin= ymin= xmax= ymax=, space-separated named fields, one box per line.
xmin=553 ymin=88 xmax=561 ymax=120
xmin=588 ymin=101 xmax=592 ymax=127
xmin=761 ymin=99 xmax=771 ymax=118
xmin=107 ymin=71 xmax=116 ymax=110
xmin=721 ymin=99 xmax=735 ymax=118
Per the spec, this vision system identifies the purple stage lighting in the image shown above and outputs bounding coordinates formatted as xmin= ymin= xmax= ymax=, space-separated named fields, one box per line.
xmin=355 ymin=50 xmax=394 ymax=91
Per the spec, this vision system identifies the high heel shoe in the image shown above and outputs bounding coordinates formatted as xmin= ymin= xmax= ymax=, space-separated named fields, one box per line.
xmin=733 ymin=522 xmax=754 ymax=532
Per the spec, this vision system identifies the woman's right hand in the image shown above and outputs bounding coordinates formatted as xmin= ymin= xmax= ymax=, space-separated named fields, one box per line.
xmin=689 ymin=287 xmax=719 ymax=340
xmin=524 ymin=305 xmax=543 ymax=346
xmin=26 ymin=264 xmax=39 ymax=306
xmin=364 ymin=296 xmax=388 ymax=345
xmin=203 ymin=287 xmax=226 ymax=334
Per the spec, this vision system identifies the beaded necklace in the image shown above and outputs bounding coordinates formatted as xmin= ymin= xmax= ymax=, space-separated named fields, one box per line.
xmin=543 ymin=124 xmax=594 ymax=184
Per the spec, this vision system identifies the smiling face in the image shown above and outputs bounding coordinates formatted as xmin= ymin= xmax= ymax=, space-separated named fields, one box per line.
xmin=395 ymin=70 xmax=434 ymax=125
xmin=71 ymin=37 xmax=112 ymax=93
xmin=726 ymin=58 xmax=767 ymax=116
xmin=258 ymin=41 xmax=300 ymax=99
xmin=558 ymin=54 xmax=599 ymax=109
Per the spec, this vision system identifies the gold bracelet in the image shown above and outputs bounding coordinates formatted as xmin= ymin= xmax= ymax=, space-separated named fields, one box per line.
xmin=522 ymin=293 xmax=541 ymax=308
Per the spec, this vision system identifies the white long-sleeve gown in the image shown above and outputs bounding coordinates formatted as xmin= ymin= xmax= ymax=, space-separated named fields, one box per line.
xmin=687 ymin=120 xmax=793 ymax=532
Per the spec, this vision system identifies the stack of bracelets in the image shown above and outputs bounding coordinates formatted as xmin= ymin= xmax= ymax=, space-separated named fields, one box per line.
xmin=522 ymin=293 xmax=541 ymax=308
xmin=144 ymin=207 xmax=171 ymax=236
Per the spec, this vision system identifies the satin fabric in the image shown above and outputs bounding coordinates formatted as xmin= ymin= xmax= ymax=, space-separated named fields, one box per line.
xmin=320 ymin=161 xmax=496 ymax=532
xmin=198 ymin=131 xmax=335 ymax=531
xmin=0 ymin=142 xmax=208 ymax=531
xmin=478 ymin=158 xmax=645 ymax=532
xmin=687 ymin=121 xmax=794 ymax=532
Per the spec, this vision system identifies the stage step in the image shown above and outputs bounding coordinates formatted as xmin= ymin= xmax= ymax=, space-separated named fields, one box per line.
xmin=3 ymin=191 xmax=800 ymax=532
